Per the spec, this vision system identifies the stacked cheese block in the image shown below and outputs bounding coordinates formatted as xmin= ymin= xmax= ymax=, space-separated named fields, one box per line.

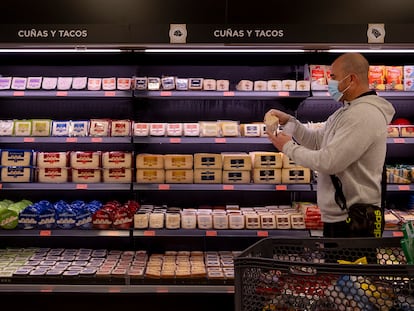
xmin=251 ymin=151 xmax=283 ymax=184
xmin=37 ymin=152 xmax=69 ymax=183
xmin=0 ymin=149 xmax=35 ymax=182
xmin=222 ymin=152 xmax=252 ymax=184
xmin=236 ymin=79 xmax=310 ymax=91
xmin=101 ymin=151 xmax=133 ymax=183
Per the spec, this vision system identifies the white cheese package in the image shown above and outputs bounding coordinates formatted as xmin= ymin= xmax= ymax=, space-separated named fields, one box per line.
xmin=37 ymin=152 xmax=68 ymax=168
xmin=189 ymin=78 xmax=203 ymax=90
xmin=199 ymin=121 xmax=219 ymax=137
xmin=51 ymin=120 xmax=71 ymax=136
xmin=110 ymin=119 xmax=131 ymax=136
xmin=404 ymin=65 xmax=414 ymax=78
xmin=117 ymin=78 xmax=132 ymax=90
xmin=236 ymin=80 xmax=253 ymax=91
xmin=147 ymin=77 xmax=161 ymax=90
xmin=183 ymin=123 xmax=200 ymax=136
xmin=149 ymin=123 xmax=166 ymax=136
xmin=1 ymin=166 xmax=34 ymax=182
xmin=57 ymin=77 xmax=73 ymax=90
xmin=0 ymin=120 xmax=14 ymax=136
xmin=11 ymin=77 xmax=27 ymax=90
xmin=296 ymin=80 xmax=310 ymax=91
xmin=216 ymin=80 xmax=230 ymax=91
xmin=26 ymin=77 xmax=43 ymax=90
xmin=404 ymin=78 xmax=414 ymax=91
xmin=102 ymin=151 xmax=133 ymax=168
xmin=0 ymin=77 xmax=12 ymax=90
xmin=203 ymin=79 xmax=216 ymax=91
xmin=219 ymin=120 xmax=239 ymax=137
xmin=175 ymin=78 xmax=189 ymax=90
xmin=72 ymin=168 xmax=101 ymax=183
xmin=41 ymin=77 xmax=58 ymax=90
xmin=87 ymin=78 xmax=102 ymax=91
xmin=134 ymin=77 xmax=148 ymax=90
xmin=1 ymin=149 xmax=34 ymax=166
xmin=70 ymin=151 xmax=101 ymax=169
xmin=166 ymin=123 xmax=183 ymax=136
xmin=37 ymin=167 xmax=69 ymax=183
xmin=89 ymin=119 xmax=111 ymax=136
xmin=13 ymin=120 xmax=32 ymax=136
xmin=254 ymin=81 xmax=267 ymax=91
xmin=31 ymin=119 xmax=51 ymax=136
xmin=267 ymin=80 xmax=282 ymax=91
xmin=161 ymin=76 xmax=175 ymax=90
xmin=133 ymin=122 xmax=150 ymax=136
xmin=69 ymin=120 xmax=90 ymax=137
xmin=103 ymin=168 xmax=132 ymax=183
xmin=281 ymin=80 xmax=296 ymax=91
xmin=240 ymin=123 xmax=261 ymax=137
xmin=72 ymin=77 xmax=88 ymax=90
xmin=102 ymin=77 xmax=116 ymax=90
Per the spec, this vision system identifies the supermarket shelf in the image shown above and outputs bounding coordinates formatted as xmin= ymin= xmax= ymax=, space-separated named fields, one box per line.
xmin=133 ymin=136 xmax=270 ymax=144
xmin=0 ymin=229 xmax=130 ymax=237
xmin=0 ymin=183 xmax=131 ymax=191
xmin=311 ymin=90 xmax=414 ymax=99
xmin=0 ymin=284 xmax=234 ymax=294
xmin=386 ymin=184 xmax=414 ymax=191
xmin=133 ymin=183 xmax=313 ymax=191
xmin=134 ymin=90 xmax=310 ymax=99
xmin=387 ymin=137 xmax=414 ymax=144
xmin=0 ymin=90 xmax=132 ymax=98
xmin=0 ymin=136 xmax=132 ymax=144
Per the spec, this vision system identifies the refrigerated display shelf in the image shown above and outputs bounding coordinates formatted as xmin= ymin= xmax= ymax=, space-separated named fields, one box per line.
xmin=0 ymin=137 xmax=132 ymax=144
xmin=0 ymin=183 xmax=132 ymax=191
xmin=133 ymin=183 xmax=313 ymax=191
xmin=0 ymin=90 xmax=132 ymax=98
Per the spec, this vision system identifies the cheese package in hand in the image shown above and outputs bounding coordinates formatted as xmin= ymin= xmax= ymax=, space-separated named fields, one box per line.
xmin=264 ymin=112 xmax=279 ymax=135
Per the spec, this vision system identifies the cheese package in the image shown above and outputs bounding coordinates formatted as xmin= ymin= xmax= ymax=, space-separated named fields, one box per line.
xmin=400 ymin=125 xmax=414 ymax=137
xmin=369 ymin=66 xmax=386 ymax=90
xmin=296 ymin=80 xmax=310 ymax=91
xmin=136 ymin=154 xmax=164 ymax=169
xmin=51 ymin=121 xmax=70 ymax=136
xmin=165 ymin=169 xmax=194 ymax=183
xmin=260 ymin=213 xmax=276 ymax=229
xmin=385 ymin=66 xmax=403 ymax=91
xmin=38 ymin=167 xmax=69 ymax=183
xmin=281 ymin=168 xmax=311 ymax=184
xmin=161 ymin=76 xmax=175 ymax=90
xmin=1 ymin=166 xmax=34 ymax=182
xmin=309 ymin=65 xmax=328 ymax=90
xmin=37 ymin=152 xmax=68 ymax=168
xmin=41 ymin=77 xmax=58 ymax=90
xmin=147 ymin=77 xmax=161 ymax=90
xmin=219 ymin=120 xmax=239 ymax=137
xmin=253 ymin=168 xmax=282 ymax=184
xmin=183 ymin=123 xmax=200 ymax=136
xmin=136 ymin=169 xmax=165 ymax=183
xmin=166 ymin=123 xmax=183 ymax=136
xmin=404 ymin=65 xmax=414 ymax=78
xmin=188 ymin=78 xmax=203 ymax=90
xmin=102 ymin=151 xmax=132 ymax=168
xmin=102 ymin=168 xmax=132 ymax=183
xmin=164 ymin=154 xmax=193 ymax=169
xmin=117 ymin=78 xmax=132 ymax=90
xmin=281 ymin=80 xmax=296 ymax=91
xmin=222 ymin=153 xmax=252 ymax=171
xmin=72 ymin=168 xmax=101 ymax=183
xmin=31 ymin=119 xmax=51 ymax=136
xmin=0 ymin=77 xmax=12 ymax=90
xmin=70 ymin=151 xmax=101 ymax=169
xmin=102 ymin=77 xmax=116 ymax=90
xmin=275 ymin=213 xmax=291 ymax=229
xmin=11 ymin=77 xmax=27 ymax=90
xmin=69 ymin=120 xmax=89 ymax=137
xmin=264 ymin=111 xmax=279 ymax=135
xmin=194 ymin=153 xmax=222 ymax=169
xmin=176 ymin=78 xmax=189 ymax=91
xmin=203 ymin=79 xmax=216 ymax=91
xmin=253 ymin=81 xmax=267 ymax=91
xmin=110 ymin=119 xmax=131 ymax=136
xmin=199 ymin=121 xmax=219 ymax=137
xmin=404 ymin=78 xmax=414 ymax=91
xmin=0 ymin=120 xmax=14 ymax=136
xmin=133 ymin=122 xmax=150 ymax=136
xmin=89 ymin=119 xmax=111 ymax=136
xmin=149 ymin=123 xmax=166 ymax=136
xmin=222 ymin=170 xmax=251 ymax=184
xmin=267 ymin=80 xmax=282 ymax=91
xmin=282 ymin=155 xmax=300 ymax=168
xmin=194 ymin=169 xmax=222 ymax=183
xmin=72 ymin=77 xmax=88 ymax=90
xmin=250 ymin=151 xmax=283 ymax=168
xmin=57 ymin=77 xmax=73 ymax=90
xmin=134 ymin=77 xmax=148 ymax=90
xmin=87 ymin=78 xmax=102 ymax=91
xmin=26 ymin=77 xmax=43 ymax=90
xmin=216 ymin=80 xmax=229 ymax=91
xmin=236 ymin=80 xmax=253 ymax=91
xmin=1 ymin=149 xmax=34 ymax=166
xmin=387 ymin=125 xmax=400 ymax=137
xmin=13 ymin=120 xmax=32 ymax=136
xmin=240 ymin=124 xmax=261 ymax=137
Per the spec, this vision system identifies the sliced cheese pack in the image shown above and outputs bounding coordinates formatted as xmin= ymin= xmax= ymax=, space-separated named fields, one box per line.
xmin=14 ymin=120 xmax=32 ymax=136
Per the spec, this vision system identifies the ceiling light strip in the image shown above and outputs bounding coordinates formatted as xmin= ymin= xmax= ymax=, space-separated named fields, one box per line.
xmin=144 ymin=48 xmax=306 ymax=53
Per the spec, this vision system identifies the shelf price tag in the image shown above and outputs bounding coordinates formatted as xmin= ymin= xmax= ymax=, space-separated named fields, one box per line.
xmin=392 ymin=231 xmax=404 ymax=237
xmin=0 ymin=184 xmax=2 ymax=190
xmin=158 ymin=184 xmax=170 ymax=190
xmin=222 ymin=185 xmax=234 ymax=190
xmin=223 ymin=91 xmax=235 ymax=97
xmin=206 ymin=230 xmax=217 ymax=237
xmin=144 ymin=230 xmax=156 ymax=236
xmin=13 ymin=91 xmax=25 ymax=96
xmin=160 ymin=91 xmax=172 ymax=97
xmin=169 ymin=138 xmax=181 ymax=143
xmin=257 ymin=231 xmax=269 ymax=237
xmin=275 ymin=185 xmax=287 ymax=191
xmin=66 ymin=137 xmax=78 ymax=142
xmin=156 ymin=287 xmax=169 ymax=293
xmin=278 ymin=91 xmax=290 ymax=96
xmin=215 ymin=138 xmax=226 ymax=143
xmin=398 ymin=185 xmax=410 ymax=191
xmin=393 ymin=138 xmax=406 ymax=144
xmin=39 ymin=230 xmax=52 ymax=236
xmin=91 ymin=137 xmax=103 ymax=143
xmin=76 ymin=184 xmax=88 ymax=189
xmin=23 ymin=137 xmax=35 ymax=142
xmin=56 ymin=91 xmax=68 ymax=97
xmin=104 ymin=91 xmax=116 ymax=97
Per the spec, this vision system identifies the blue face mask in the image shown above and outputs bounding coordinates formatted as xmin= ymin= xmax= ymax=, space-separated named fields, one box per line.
xmin=328 ymin=75 xmax=351 ymax=102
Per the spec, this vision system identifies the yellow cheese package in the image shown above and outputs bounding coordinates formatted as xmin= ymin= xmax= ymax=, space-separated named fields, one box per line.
xmin=136 ymin=154 xmax=164 ymax=169
xmin=165 ymin=169 xmax=193 ymax=183
xmin=194 ymin=153 xmax=222 ymax=169
xmin=136 ymin=169 xmax=165 ymax=183
xmin=222 ymin=170 xmax=251 ymax=184
xmin=164 ymin=154 xmax=193 ymax=170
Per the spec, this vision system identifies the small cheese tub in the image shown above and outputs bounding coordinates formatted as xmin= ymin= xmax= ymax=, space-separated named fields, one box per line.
xmin=1 ymin=166 xmax=35 ymax=182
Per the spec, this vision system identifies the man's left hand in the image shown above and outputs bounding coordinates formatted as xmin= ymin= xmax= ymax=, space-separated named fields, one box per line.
xmin=266 ymin=130 xmax=292 ymax=152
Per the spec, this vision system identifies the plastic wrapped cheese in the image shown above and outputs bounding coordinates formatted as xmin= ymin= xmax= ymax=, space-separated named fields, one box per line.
xmin=0 ymin=120 xmax=14 ymax=136
xmin=136 ymin=154 xmax=164 ymax=169
xmin=72 ymin=168 xmax=101 ymax=183
xmin=26 ymin=77 xmax=43 ymax=90
xmin=102 ymin=151 xmax=132 ymax=168
xmin=0 ymin=77 xmax=12 ymax=90
xmin=102 ymin=77 xmax=116 ymax=90
xmin=31 ymin=119 xmax=51 ymax=136
xmin=69 ymin=120 xmax=89 ymax=137
xmin=133 ymin=122 xmax=150 ymax=136
xmin=70 ymin=151 xmax=101 ymax=169
xmin=102 ymin=168 xmax=132 ymax=183
xmin=1 ymin=149 xmax=34 ymax=166
xmin=13 ymin=120 xmax=32 ymax=136
xmin=57 ymin=77 xmax=73 ymax=90
xmin=42 ymin=77 xmax=58 ymax=90
xmin=110 ymin=119 xmax=131 ymax=136
xmin=11 ymin=77 xmax=27 ymax=90
xmin=38 ymin=167 xmax=69 ymax=183
xmin=87 ymin=78 xmax=102 ymax=91
xmin=72 ymin=77 xmax=88 ymax=90
xmin=37 ymin=152 xmax=68 ymax=168
xmin=1 ymin=166 xmax=34 ymax=182
xmin=89 ymin=119 xmax=110 ymax=136
xmin=51 ymin=120 xmax=70 ymax=136
xmin=117 ymin=78 xmax=132 ymax=90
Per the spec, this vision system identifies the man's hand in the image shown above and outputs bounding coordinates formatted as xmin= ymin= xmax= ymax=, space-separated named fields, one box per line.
xmin=266 ymin=129 xmax=292 ymax=152
xmin=264 ymin=109 xmax=291 ymax=126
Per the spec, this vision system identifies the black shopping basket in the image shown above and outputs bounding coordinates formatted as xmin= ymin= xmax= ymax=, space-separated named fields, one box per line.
xmin=234 ymin=237 xmax=414 ymax=311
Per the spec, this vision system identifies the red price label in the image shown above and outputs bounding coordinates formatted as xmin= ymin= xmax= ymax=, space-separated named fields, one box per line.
xmin=276 ymin=185 xmax=287 ymax=191
xmin=144 ymin=230 xmax=156 ymax=236
xmin=392 ymin=231 xmax=404 ymax=237
xmin=76 ymin=184 xmax=88 ymax=189
xmin=23 ymin=137 xmax=35 ymax=142
xmin=56 ymin=91 xmax=68 ymax=96
xmin=160 ymin=91 xmax=172 ymax=96
xmin=169 ymin=138 xmax=181 ymax=143
xmin=215 ymin=138 xmax=226 ymax=143
xmin=222 ymin=185 xmax=234 ymax=190
xmin=91 ymin=137 xmax=103 ymax=143
xmin=39 ymin=230 xmax=51 ymax=236
xmin=66 ymin=137 xmax=78 ymax=142
xmin=278 ymin=91 xmax=290 ymax=96
xmin=223 ymin=91 xmax=235 ymax=96
xmin=398 ymin=185 xmax=410 ymax=191
xmin=13 ymin=91 xmax=25 ymax=96
xmin=158 ymin=184 xmax=170 ymax=190
xmin=0 ymin=184 xmax=2 ymax=189
xmin=104 ymin=91 xmax=116 ymax=97
xmin=206 ymin=230 xmax=217 ymax=237
xmin=257 ymin=231 xmax=269 ymax=237
xmin=393 ymin=138 xmax=405 ymax=144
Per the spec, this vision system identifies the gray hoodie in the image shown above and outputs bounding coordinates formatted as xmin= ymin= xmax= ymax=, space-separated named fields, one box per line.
xmin=282 ymin=94 xmax=395 ymax=223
